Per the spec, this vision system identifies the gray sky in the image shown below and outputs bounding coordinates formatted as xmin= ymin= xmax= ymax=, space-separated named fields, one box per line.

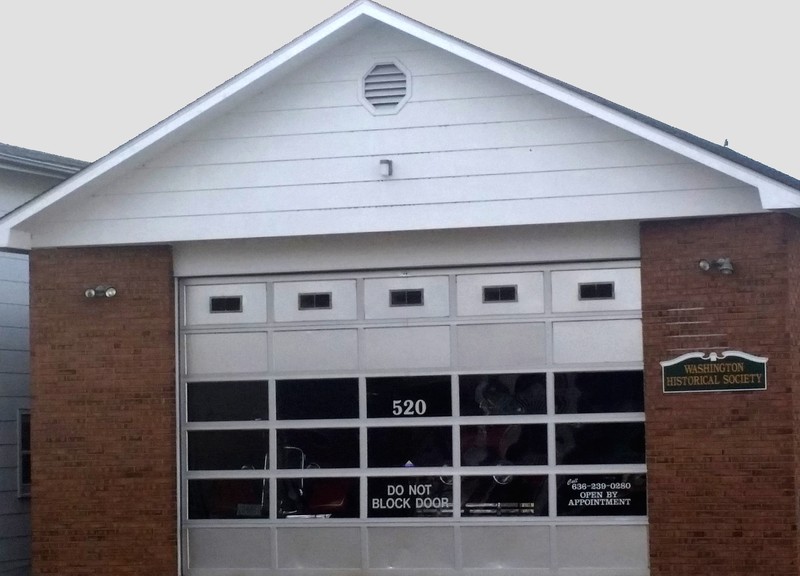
xmin=2 ymin=1 xmax=798 ymax=178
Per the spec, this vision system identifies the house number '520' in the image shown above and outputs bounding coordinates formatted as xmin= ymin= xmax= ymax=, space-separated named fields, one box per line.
xmin=392 ymin=399 xmax=427 ymax=416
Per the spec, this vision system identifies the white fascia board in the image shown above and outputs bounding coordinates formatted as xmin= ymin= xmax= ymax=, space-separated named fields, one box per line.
xmin=363 ymin=3 xmax=800 ymax=210
xmin=0 ymin=227 xmax=32 ymax=252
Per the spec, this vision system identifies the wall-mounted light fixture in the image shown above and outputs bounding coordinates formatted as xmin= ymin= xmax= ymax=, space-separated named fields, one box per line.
xmin=698 ymin=258 xmax=734 ymax=275
xmin=84 ymin=285 xmax=117 ymax=298
xmin=379 ymin=159 xmax=393 ymax=178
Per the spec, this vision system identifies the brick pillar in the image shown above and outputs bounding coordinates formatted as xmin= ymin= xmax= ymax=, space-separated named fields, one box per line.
xmin=29 ymin=246 xmax=176 ymax=576
xmin=641 ymin=214 xmax=799 ymax=575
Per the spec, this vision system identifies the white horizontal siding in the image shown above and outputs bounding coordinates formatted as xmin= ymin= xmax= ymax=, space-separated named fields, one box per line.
xmin=236 ymin=69 xmax=534 ymax=114
xmin=22 ymin=19 xmax=762 ymax=248
xmin=97 ymin=140 xmax=686 ymax=196
xmin=41 ymin=162 xmax=750 ymax=224
xmin=30 ymin=185 xmax=761 ymax=247
xmin=147 ymin=117 xmax=633 ymax=167
xmin=197 ymin=94 xmax=585 ymax=140
xmin=279 ymin=35 xmax=480 ymax=86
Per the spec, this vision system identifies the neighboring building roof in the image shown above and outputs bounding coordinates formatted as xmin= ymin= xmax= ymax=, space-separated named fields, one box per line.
xmin=0 ymin=0 xmax=798 ymax=250
xmin=0 ymin=142 xmax=88 ymax=178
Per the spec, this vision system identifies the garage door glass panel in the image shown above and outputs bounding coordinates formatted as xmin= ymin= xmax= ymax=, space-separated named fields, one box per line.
xmin=368 ymin=426 xmax=452 ymax=468
xmin=189 ymin=479 xmax=269 ymax=519
xmin=367 ymin=376 xmax=451 ymax=418
xmin=459 ymin=373 xmax=546 ymax=416
xmin=368 ymin=476 xmax=454 ymax=518
xmin=187 ymin=380 xmax=268 ymax=422
xmin=277 ymin=477 xmax=360 ymax=518
xmin=556 ymin=423 xmax=645 ymax=464
xmin=277 ymin=428 xmax=360 ymax=469
xmin=556 ymin=473 xmax=647 ymax=516
xmin=188 ymin=430 xmax=269 ymax=470
xmin=555 ymin=371 xmax=644 ymax=414
xmin=461 ymin=424 xmax=547 ymax=466
xmin=276 ymin=378 xmax=359 ymax=420
xmin=462 ymin=475 xmax=548 ymax=517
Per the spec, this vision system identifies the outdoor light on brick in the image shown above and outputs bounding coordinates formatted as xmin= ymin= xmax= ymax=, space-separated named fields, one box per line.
xmin=84 ymin=285 xmax=117 ymax=298
xmin=698 ymin=258 xmax=734 ymax=275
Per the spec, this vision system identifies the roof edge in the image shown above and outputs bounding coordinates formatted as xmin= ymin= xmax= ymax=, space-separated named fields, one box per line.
xmin=0 ymin=142 xmax=88 ymax=178
xmin=2 ymin=0 xmax=798 ymax=247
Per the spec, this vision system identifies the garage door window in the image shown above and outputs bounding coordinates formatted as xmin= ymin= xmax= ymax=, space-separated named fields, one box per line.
xmin=184 ymin=370 xmax=644 ymax=520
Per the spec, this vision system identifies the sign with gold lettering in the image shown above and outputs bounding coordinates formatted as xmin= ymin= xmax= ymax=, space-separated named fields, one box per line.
xmin=661 ymin=351 xmax=767 ymax=393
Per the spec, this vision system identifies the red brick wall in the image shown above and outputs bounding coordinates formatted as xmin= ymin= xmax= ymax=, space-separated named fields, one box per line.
xmin=29 ymin=247 xmax=176 ymax=576
xmin=641 ymin=214 xmax=799 ymax=575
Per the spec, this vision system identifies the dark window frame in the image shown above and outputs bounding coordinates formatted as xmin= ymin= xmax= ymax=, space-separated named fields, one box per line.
xmin=209 ymin=295 xmax=244 ymax=313
xmin=298 ymin=292 xmax=333 ymax=310
xmin=389 ymin=288 xmax=425 ymax=307
xmin=578 ymin=282 xmax=615 ymax=301
xmin=18 ymin=409 xmax=30 ymax=498
xmin=482 ymin=285 xmax=518 ymax=303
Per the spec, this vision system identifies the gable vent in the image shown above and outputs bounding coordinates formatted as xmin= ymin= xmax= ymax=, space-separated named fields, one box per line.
xmin=361 ymin=62 xmax=410 ymax=114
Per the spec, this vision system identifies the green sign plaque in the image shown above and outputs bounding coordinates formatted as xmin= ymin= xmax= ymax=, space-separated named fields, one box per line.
xmin=661 ymin=351 xmax=767 ymax=393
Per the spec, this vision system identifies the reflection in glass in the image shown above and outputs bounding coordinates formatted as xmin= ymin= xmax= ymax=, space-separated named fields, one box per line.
xmin=368 ymin=426 xmax=452 ymax=468
xmin=556 ymin=422 xmax=645 ymax=464
xmin=555 ymin=371 xmax=644 ymax=414
xmin=367 ymin=376 xmax=451 ymax=418
xmin=188 ymin=430 xmax=269 ymax=470
xmin=277 ymin=429 xmax=359 ymax=469
xmin=187 ymin=381 xmax=268 ymax=422
xmin=459 ymin=373 xmax=546 ymax=416
xmin=276 ymin=378 xmax=358 ymax=420
xmin=461 ymin=424 xmax=547 ymax=466
xmin=277 ymin=477 xmax=359 ymax=518
xmin=368 ymin=476 xmax=453 ymax=518
xmin=189 ymin=479 xmax=268 ymax=519
xmin=556 ymin=473 xmax=647 ymax=516
xmin=462 ymin=475 xmax=548 ymax=516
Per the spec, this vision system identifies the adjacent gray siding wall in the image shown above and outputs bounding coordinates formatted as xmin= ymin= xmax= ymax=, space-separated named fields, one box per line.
xmin=0 ymin=251 xmax=29 ymax=576
xmin=1 ymin=167 xmax=65 ymax=576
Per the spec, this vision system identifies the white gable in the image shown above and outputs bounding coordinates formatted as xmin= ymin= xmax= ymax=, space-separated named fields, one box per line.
xmin=1 ymin=1 xmax=795 ymax=250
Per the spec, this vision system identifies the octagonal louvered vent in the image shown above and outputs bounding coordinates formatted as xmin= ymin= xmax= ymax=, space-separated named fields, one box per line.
xmin=361 ymin=61 xmax=410 ymax=114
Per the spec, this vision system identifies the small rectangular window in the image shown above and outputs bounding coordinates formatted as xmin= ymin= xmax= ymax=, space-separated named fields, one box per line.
xmin=18 ymin=410 xmax=30 ymax=498
xmin=389 ymin=289 xmax=424 ymax=307
xmin=483 ymin=285 xmax=518 ymax=303
xmin=210 ymin=296 xmax=243 ymax=313
xmin=578 ymin=282 xmax=615 ymax=300
xmin=298 ymin=292 xmax=332 ymax=310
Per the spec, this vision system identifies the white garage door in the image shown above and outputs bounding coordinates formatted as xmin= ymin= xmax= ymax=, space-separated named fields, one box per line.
xmin=179 ymin=263 xmax=647 ymax=575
